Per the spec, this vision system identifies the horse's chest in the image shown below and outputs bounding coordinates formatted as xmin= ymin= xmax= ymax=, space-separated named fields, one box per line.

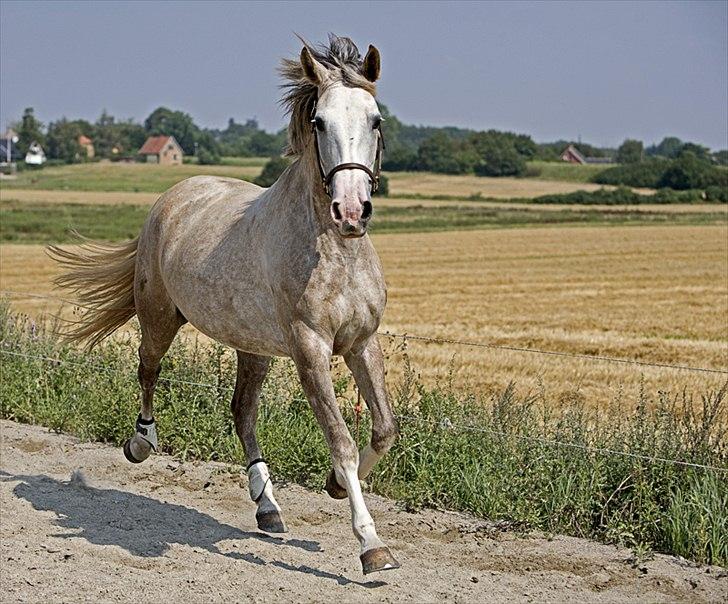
xmin=300 ymin=260 xmax=386 ymax=350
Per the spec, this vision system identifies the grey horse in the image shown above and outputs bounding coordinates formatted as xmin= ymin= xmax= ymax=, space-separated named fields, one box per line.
xmin=49 ymin=35 xmax=400 ymax=574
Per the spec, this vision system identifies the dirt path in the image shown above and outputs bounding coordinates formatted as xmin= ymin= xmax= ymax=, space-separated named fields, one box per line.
xmin=1 ymin=420 xmax=725 ymax=603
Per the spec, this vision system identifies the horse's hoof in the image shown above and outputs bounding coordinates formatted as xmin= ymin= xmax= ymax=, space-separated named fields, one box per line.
xmin=324 ymin=469 xmax=347 ymax=499
xmin=123 ymin=435 xmax=151 ymax=464
xmin=256 ymin=509 xmax=288 ymax=533
xmin=360 ymin=546 xmax=401 ymax=575
xmin=123 ymin=439 xmax=143 ymax=463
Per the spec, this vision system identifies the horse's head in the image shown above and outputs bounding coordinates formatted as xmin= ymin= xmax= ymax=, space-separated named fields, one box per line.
xmin=301 ymin=44 xmax=382 ymax=238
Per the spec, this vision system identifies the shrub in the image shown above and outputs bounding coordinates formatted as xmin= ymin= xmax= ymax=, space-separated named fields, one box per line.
xmin=658 ymin=153 xmax=728 ymax=190
xmin=375 ymin=174 xmax=389 ymax=196
xmin=196 ymin=147 xmax=221 ymax=165
xmin=532 ymin=187 xmax=714 ymax=205
xmin=254 ymin=155 xmax=290 ymax=187
xmin=1 ymin=304 xmax=726 ymax=565
xmin=593 ymin=159 xmax=668 ymax=188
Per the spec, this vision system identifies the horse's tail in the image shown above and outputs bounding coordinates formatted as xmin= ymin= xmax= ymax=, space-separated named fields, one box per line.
xmin=47 ymin=233 xmax=138 ymax=349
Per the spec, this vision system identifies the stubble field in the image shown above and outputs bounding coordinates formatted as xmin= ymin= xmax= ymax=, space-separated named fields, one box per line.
xmin=2 ymin=224 xmax=726 ymax=409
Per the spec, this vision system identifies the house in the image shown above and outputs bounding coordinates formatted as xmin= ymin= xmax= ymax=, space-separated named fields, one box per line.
xmin=560 ymin=144 xmax=587 ymax=164
xmin=25 ymin=141 xmax=46 ymax=165
xmin=138 ymin=135 xmax=183 ymax=165
xmin=78 ymin=135 xmax=95 ymax=159
xmin=560 ymin=144 xmax=613 ymax=165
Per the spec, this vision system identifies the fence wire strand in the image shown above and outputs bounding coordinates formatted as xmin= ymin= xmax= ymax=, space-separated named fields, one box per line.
xmin=3 ymin=289 xmax=727 ymax=376
xmin=2 ymin=347 xmax=726 ymax=473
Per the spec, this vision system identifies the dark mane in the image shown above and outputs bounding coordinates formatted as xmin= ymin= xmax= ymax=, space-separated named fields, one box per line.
xmin=279 ymin=34 xmax=377 ymax=156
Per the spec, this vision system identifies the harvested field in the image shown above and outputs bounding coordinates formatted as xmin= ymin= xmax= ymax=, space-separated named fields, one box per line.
xmin=385 ymin=171 xmax=651 ymax=199
xmin=2 ymin=161 xmax=638 ymax=199
xmin=2 ymin=225 xmax=726 ymax=408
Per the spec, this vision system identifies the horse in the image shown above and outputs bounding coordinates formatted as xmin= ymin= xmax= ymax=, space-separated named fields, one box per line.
xmin=48 ymin=35 xmax=400 ymax=575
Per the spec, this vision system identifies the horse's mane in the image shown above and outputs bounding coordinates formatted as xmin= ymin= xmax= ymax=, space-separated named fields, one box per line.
xmin=280 ymin=34 xmax=377 ymax=157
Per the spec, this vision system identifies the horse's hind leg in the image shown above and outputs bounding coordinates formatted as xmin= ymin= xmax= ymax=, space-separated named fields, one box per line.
xmin=123 ymin=286 xmax=185 ymax=463
xmin=230 ymin=351 xmax=287 ymax=533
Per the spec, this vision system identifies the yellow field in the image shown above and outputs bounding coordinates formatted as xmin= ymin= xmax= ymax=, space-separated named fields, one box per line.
xmin=386 ymin=171 xmax=652 ymax=199
xmin=2 ymin=225 xmax=726 ymax=409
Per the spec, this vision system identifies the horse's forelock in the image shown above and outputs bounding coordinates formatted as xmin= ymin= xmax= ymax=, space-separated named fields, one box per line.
xmin=280 ymin=34 xmax=377 ymax=157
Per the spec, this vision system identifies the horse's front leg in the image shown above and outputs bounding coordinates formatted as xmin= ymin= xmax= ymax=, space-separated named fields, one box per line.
xmin=342 ymin=335 xmax=398 ymax=483
xmin=290 ymin=326 xmax=400 ymax=574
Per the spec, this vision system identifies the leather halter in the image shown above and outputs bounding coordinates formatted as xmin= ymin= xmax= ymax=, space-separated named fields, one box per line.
xmin=310 ymin=100 xmax=385 ymax=196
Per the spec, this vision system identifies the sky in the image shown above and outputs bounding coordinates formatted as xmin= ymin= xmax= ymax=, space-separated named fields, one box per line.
xmin=1 ymin=0 xmax=726 ymax=149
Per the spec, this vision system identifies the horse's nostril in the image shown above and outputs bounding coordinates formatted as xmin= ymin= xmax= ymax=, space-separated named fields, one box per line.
xmin=362 ymin=201 xmax=373 ymax=220
xmin=331 ymin=202 xmax=342 ymax=221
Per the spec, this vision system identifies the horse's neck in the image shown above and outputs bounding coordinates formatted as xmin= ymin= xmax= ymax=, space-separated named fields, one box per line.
xmin=267 ymin=153 xmax=357 ymax=251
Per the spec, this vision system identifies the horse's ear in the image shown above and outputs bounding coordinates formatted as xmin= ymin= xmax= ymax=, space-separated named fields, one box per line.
xmin=362 ymin=45 xmax=381 ymax=82
xmin=300 ymin=46 xmax=327 ymax=85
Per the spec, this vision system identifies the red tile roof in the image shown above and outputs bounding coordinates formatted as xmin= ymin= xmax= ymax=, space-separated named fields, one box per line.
xmin=78 ymin=135 xmax=93 ymax=145
xmin=139 ymin=135 xmax=174 ymax=155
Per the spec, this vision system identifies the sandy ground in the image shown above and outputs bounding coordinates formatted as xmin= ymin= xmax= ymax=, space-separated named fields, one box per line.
xmin=1 ymin=420 xmax=726 ymax=603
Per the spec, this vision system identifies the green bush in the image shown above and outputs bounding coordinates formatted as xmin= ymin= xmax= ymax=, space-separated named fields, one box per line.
xmin=196 ymin=147 xmax=221 ymax=165
xmin=531 ymin=187 xmax=718 ymax=205
xmin=658 ymin=152 xmax=728 ymax=190
xmin=593 ymin=159 xmax=669 ymax=188
xmin=594 ymin=155 xmax=728 ymax=193
xmin=1 ymin=303 xmax=726 ymax=565
xmin=375 ymin=174 xmax=389 ymax=196
xmin=254 ymin=155 xmax=291 ymax=187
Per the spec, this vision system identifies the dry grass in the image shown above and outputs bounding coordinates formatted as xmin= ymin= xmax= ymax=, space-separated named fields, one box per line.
xmin=2 ymin=224 xmax=726 ymax=409
xmin=385 ymin=171 xmax=652 ymax=199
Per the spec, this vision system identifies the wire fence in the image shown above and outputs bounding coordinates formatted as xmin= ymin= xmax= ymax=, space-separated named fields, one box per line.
xmin=3 ymin=288 xmax=728 ymax=376
xmin=1 ymin=347 xmax=726 ymax=473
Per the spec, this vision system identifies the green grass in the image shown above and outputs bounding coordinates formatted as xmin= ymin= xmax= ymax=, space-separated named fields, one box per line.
xmin=1 ymin=162 xmax=262 ymax=193
xmin=527 ymin=160 xmax=609 ymax=183
xmin=218 ymin=156 xmax=269 ymax=167
xmin=1 ymin=304 xmax=726 ymax=566
xmin=2 ymin=199 xmax=726 ymax=244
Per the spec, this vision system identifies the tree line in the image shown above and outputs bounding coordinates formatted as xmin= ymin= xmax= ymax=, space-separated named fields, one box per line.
xmin=7 ymin=106 xmax=727 ymax=183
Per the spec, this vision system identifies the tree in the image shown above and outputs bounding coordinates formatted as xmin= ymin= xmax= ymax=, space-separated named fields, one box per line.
xmin=678 ymin=142 xmax=710 ymax=162
xmin=470 ymin=131 xmax=527 ymax=177
xmin=417 ymin=132 xmax=469 ymax=174
xmin=93 ymin=110 xmax=146 ymax=158
xmin=254 ymin=155 xmax=290 ymax=187
xmin=713 ymin=150 xmax=728 ymax=166
xmin=658 ymin=152 xmax=710 ymax=190
xmin=646 ymin=136 xmax=683 ymax=159
xmin=616 ymin=139 xmax=643 ymax=164
xmin=46 ymin=119 xmax=84 ymax=162
xmin=144 ymin=107 xmax=201 ymax=155
xmin=17 ymin=107 xmax=45 ymax=155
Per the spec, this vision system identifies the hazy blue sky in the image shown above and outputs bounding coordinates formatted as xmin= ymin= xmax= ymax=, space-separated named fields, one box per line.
xmin=1 ymin=1 xmax=726 ymax=149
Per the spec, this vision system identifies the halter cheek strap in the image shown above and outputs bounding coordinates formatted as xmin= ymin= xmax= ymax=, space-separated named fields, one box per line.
xmin=310 ymin=101 xmax=385 ymax=197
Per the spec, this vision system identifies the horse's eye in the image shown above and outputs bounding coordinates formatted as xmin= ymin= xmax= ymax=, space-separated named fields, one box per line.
xmin=315 ymin=116 xmax=325 ymax=132
xmin=372 ymin=116 xmax=382 ymax=130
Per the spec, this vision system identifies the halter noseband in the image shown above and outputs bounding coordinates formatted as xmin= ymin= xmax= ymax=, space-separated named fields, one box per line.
xmin=310 ymin=100 xmax=385 ymax=197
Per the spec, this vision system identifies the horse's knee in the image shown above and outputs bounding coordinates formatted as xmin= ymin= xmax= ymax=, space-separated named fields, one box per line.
xmin=372 ymin=417 xmax=398 ymax=454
